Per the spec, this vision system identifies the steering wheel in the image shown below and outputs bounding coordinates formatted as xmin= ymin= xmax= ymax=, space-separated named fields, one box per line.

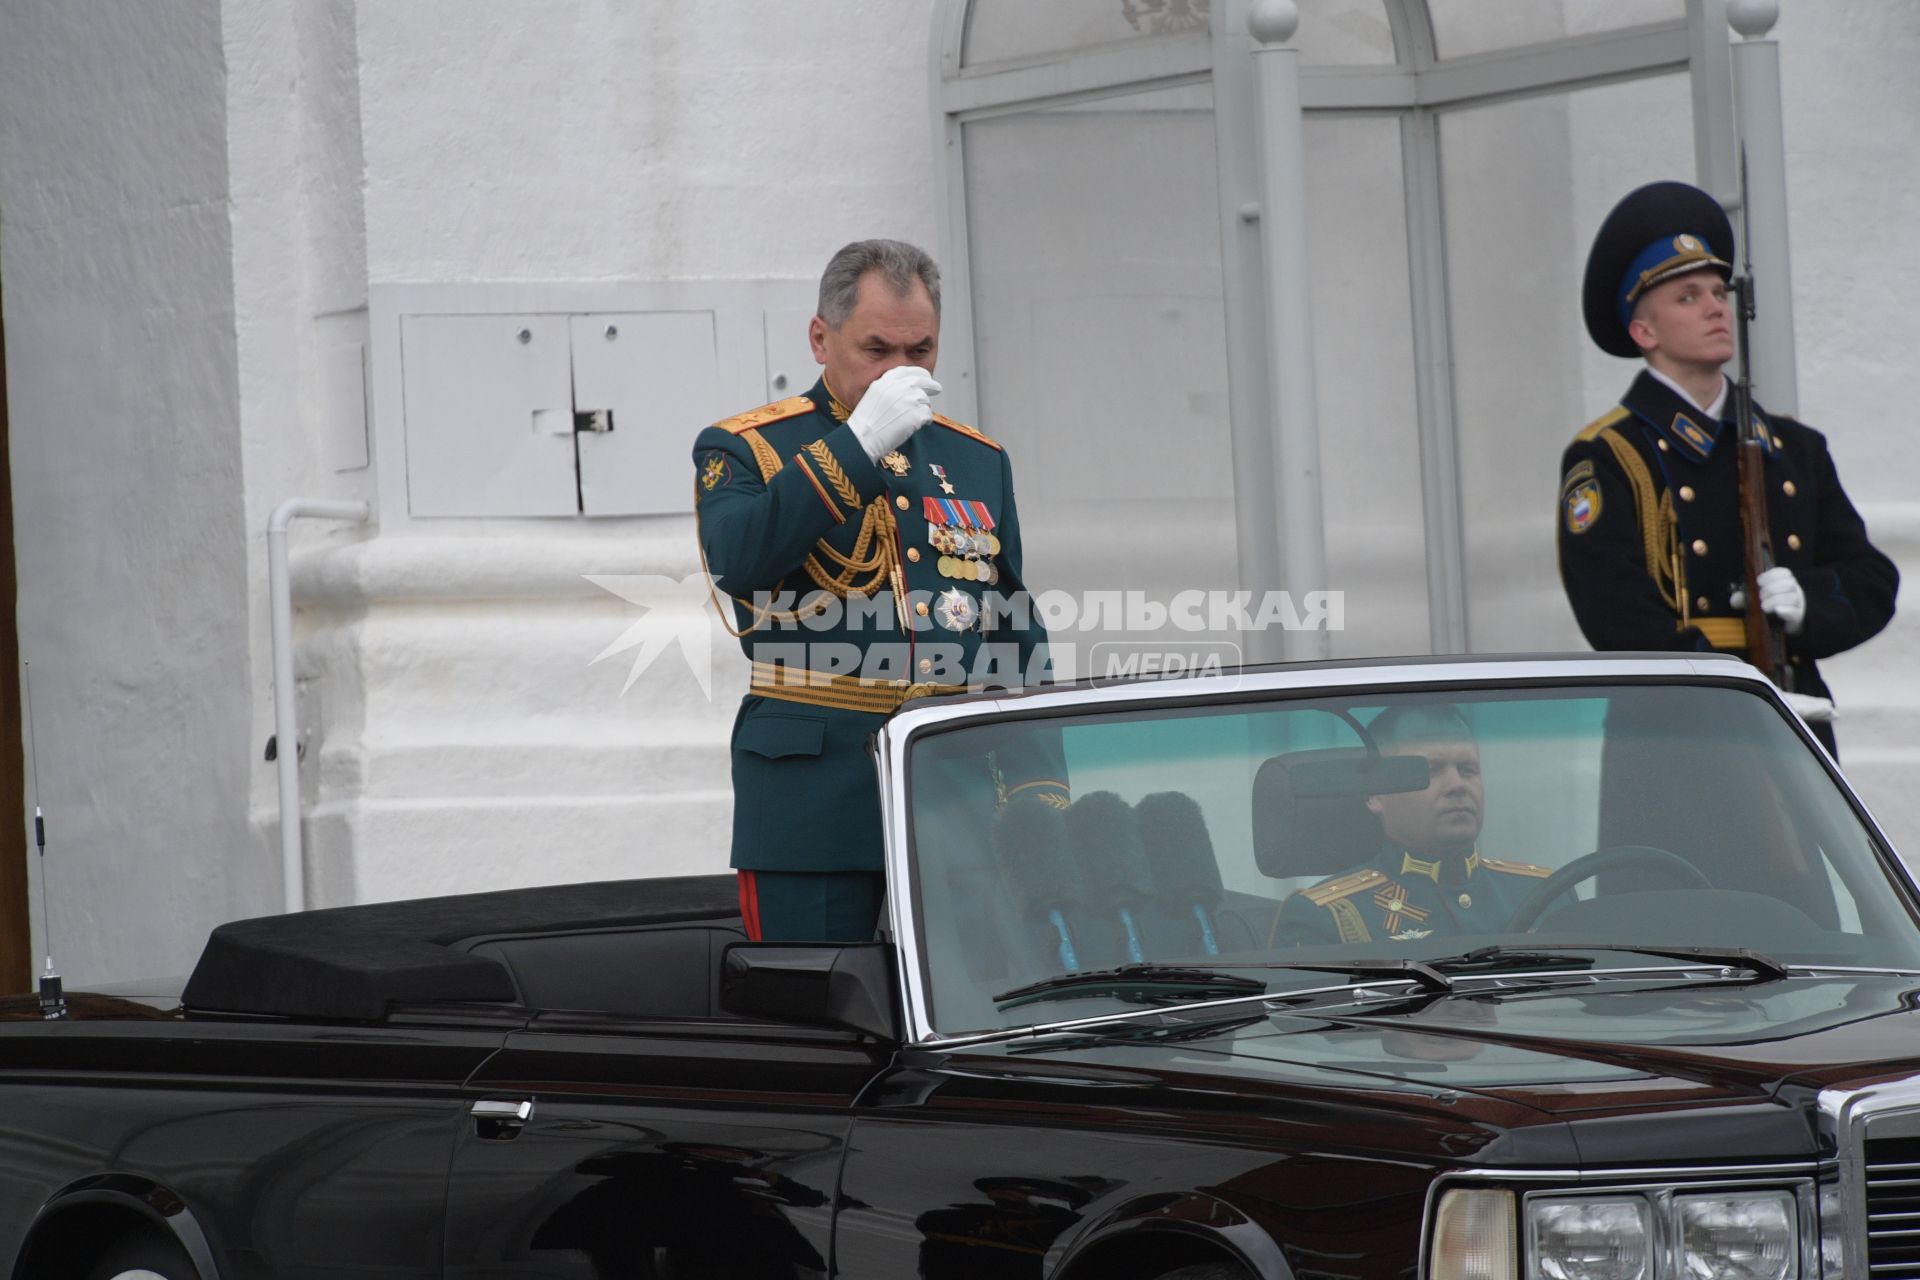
xmin=1506 ymin=845 xmax=1711 ymax=932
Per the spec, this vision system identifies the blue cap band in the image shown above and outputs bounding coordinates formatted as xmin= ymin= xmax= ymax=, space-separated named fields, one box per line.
xmin=1616 ymin=233 xmax=1727 ymax=330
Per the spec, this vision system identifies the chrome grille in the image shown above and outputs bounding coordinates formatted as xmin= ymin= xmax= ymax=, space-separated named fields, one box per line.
xmin=1865 ymin=1138 xmax=1920 ymax=1277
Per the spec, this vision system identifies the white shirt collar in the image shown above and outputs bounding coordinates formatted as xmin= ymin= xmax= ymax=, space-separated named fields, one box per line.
xmin=1646 ymin=366 xmax=1729 ymax=422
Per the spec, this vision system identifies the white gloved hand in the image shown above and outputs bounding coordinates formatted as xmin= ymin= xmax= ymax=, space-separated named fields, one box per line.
xmin=1782 ymin=690 xmax=1837 ymax=724
xmin=1756 ymin=565 xmax=1806 ymax=634
xmin=846 ymin=366 xmax=940 ymax=464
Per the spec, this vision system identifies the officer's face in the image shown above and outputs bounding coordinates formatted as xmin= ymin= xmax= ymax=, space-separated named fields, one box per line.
xmin=809 ymin=271 xmax=940 ymax=407
xmin=1629 ymin=269 xmax=1735 ymax=369
xmin=1368 ymin=737 xmax=1484 ymax=857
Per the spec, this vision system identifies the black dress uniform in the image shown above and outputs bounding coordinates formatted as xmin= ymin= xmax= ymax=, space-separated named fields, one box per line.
xmin=693 ymin=376 xmax=1068 ymax=941
xmin=1561 ymin=182 xmax=1898 ymax=754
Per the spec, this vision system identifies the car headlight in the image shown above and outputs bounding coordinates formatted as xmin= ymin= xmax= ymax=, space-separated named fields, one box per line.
xmin=1530 ymin=1197 xmax=1652 ymax=1280
xmin=1502 ymin=1189 xmax=1803 ymax=1280
xmin=1676 ymin=1192 xmax=1796 ymax=1280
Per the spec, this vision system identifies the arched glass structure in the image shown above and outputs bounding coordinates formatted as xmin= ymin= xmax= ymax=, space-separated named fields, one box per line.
xmin=932 ymin=0 xmax=1763 ymax=668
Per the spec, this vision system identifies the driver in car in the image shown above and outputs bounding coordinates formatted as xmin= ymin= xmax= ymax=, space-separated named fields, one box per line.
xmin=1274 ymin=705 xmax=1557 ymax=946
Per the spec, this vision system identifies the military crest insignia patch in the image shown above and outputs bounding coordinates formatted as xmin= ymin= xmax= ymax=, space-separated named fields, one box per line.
xmin=1561 ymin=463 xmax=1602 ymax=535
xmin=701 ymin=454 xmax=730 ymax=493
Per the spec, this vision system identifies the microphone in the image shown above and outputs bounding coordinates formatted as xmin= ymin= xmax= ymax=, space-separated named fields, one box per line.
xmin=1065 ymin=791 xmax=1154 ymax=964
xmin=991 ymin=797 xmax=1082 ymax=972
xmin=1135 ymin=791 xmax=1225 ymax=956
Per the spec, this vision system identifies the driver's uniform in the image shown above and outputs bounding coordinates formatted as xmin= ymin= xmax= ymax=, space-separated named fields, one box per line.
xmin=1275 ymin=847 xmax=1553 ymax=946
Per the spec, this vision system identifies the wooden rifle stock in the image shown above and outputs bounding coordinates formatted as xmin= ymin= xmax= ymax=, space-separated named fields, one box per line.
xmin=1730 ymin=269 xmax=1793 ymax=689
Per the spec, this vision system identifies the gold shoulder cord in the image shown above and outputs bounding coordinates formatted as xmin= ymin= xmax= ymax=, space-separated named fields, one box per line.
xmin=1595 ymin=426 xmax=1684 ymax=618
xmin=697 ymin=427 xmax=901 ymax=638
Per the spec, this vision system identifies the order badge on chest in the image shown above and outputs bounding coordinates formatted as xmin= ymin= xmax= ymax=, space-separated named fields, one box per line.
xmin=923 ymin=496 xmax=1000 ymax=586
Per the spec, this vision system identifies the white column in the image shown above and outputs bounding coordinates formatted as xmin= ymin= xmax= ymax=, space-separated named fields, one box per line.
xmin=1247 ymin=0 xmax=1330 ymax=661
xmin=1727 ymin=0 xmax=1799 ymax=416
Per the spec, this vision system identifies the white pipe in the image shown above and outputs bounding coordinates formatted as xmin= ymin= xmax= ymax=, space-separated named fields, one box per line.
xmin=1728 ymin=3 xmax=1799 ymax=416
xmin=269 ymin=498 xmax=370 ymax=913
xmin=1248 ymin=0 xmax=1331 ymax=661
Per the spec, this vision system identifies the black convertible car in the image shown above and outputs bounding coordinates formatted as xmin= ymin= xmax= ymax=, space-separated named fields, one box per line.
xmin=7 ymin=654 xmax=1920 ymax=1280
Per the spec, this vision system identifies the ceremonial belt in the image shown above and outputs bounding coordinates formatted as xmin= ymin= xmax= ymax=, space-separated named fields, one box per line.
xmin=1693 ymin=618 xmax=1747 ymax=651
xmin=749 ymin=661 xmax=970 ymax=714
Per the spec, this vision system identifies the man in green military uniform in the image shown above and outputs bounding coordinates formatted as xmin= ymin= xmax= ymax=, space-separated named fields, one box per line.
xmin=1274 ymin=705 xmax=1553 ymax=945
xmin=693 ymin=239 xmax=1067 ymax=942
xmin=1559 ymin=181 xmax=1898 ymax=755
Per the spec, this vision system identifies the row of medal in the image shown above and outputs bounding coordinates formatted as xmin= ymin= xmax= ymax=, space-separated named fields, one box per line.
xmin=923 ymin=496 xmax=1000 ymax=585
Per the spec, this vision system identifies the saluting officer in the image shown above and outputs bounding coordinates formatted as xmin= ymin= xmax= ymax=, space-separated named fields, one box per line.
xmin=1560 ymin=181 xmax=1897 ymax=754
xmin=693 ymin=239 xmax=1068 ymax=943
xmin=1273 ymin=705 xmax=1555 ymax=946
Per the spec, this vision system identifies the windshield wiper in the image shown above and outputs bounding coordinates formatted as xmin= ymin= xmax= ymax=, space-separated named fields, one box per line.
xmin=1423 ymin=943 xmax=1788 ymax=981
xmin=1424 ymin=946 xmax=1601 ymax=974
xmin=1596 ymin=944 xmax=1791 ymax=980
xmin=993 ymin=965 xmax=1266 ymax=1010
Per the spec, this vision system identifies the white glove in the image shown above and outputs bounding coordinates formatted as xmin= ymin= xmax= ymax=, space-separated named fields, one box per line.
xmin=1730 ymin=567 xmax=1806 ymax=634
xmin=846 ymin=366 xmax=940 ymax=464
xmin=1782 ymin=690 xmax=1837 ymax=724
xmin=1756 ymin=566 xmax=1806 ymax=633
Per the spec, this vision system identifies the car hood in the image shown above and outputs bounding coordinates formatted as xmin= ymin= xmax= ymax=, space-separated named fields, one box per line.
xmin=983 ymin=972 xmax=1920 ymax=1119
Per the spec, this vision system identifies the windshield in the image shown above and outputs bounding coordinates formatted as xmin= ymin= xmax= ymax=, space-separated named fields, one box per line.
xmin=902 ymin=681 xmax=1920 ymax=1035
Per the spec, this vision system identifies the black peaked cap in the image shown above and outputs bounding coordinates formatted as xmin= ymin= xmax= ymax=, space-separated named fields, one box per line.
xmin=1583 ymin=181 xmax=1735 ymax=358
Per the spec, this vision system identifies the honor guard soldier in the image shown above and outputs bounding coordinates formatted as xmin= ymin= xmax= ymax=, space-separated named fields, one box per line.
xmin=1560 ymin=181 xmax=1897 ymax=754
xmin=693 ymin=239 xmax=1068 ymax=943
xmin=1274 ymin=706 xmax=1556 ymax=946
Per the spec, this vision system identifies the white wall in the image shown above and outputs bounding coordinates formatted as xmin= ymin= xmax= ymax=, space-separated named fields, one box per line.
xmin=0 ymin=1 xmax=255 ymax=979
xmin=1 ymin=0 xmax=1914 ymax=983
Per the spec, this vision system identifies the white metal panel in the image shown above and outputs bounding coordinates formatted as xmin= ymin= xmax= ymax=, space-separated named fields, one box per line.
xmin=761 ymin=309 xmax=820 ymax=401
xmin=401 ymin=314 xmax=578 ymax=517
xmin=572 ymin=312 xmax=721 ymax=516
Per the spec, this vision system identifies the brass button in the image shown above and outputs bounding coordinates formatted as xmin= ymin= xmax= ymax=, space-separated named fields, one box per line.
xmin=1457 ymin=893 xmax=1472 ymax=909
xmin=1792 ymin=655 xmax=1803 ymax=664
xmin=1787 ymin=534 xmax=1802 ymax=550
xmin=1657 ymin=438 xmax=1670 ymax=451
xmin=1696 ymin=596 xmax=1711 ymax=612
xmin=917 ymin=657 xmax=932 ymax=674
xmin=914 ymin=601 xmax=929 ymax=617
xmin=1773 ymin=435 xmax=1784 ymax=449
xmin=895 ymin=495 xmax=910 ymax=511
xmin=1678 ymin=485 xmax=1695 ymax=502
xmin=906 ymin=547 xmax=921 ymax=563
xmin=1783 ymin=480 xmax=1796 ymax=497
xmin=1691 ymin=539 xmax=1709 ymax=556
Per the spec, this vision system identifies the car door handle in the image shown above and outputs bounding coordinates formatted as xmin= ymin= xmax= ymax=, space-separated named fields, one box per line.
xmin=470 ymin=1099 xmax=533 ymax=1139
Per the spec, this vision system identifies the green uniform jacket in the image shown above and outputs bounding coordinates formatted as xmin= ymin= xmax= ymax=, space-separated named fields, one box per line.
xmin=1274 ymin=847 xmax=1555 ymax=946
xmin=693 ymin=377 xmax=1062 ymax=873
xmin=1557 ymin=370 xmax=1898 ymax=704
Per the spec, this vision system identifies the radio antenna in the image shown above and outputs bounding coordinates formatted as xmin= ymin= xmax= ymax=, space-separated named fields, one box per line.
xmin=23 ymin=662 xmax=65 ymax=1019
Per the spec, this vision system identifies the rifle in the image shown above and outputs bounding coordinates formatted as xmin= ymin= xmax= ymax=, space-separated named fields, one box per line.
xmin=1728 ymin=155 xmax=1793 ymax=689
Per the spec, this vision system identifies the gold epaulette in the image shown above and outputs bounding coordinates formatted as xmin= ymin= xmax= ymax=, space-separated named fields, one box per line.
xmin=930 ymin=412 xmax=1002 ymax=452
xmin=1574 ymin=405 xmax=1630 ymax=444
xmin=1301 ymin=868 xmax=1388 ymax=906
xmin=1480 ymin=857 xmax=1553 ymax=879
xmin=712 ymin=396 xmax=815 ymax=435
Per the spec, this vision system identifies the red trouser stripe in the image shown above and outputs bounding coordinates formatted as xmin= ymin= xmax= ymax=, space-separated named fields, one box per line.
xmin=737 ymin=870 xmax=762 ymax=941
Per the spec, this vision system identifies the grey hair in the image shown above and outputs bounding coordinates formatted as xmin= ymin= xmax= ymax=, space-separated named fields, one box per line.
xmin=817 ymin=239 xmax=942 ymax=328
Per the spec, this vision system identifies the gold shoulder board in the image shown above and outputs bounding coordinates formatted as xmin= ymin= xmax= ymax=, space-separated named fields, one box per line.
xmin=1480 ymin=857 xmax=1553 ymax=879
xmin=929 ymin=412 xmax=1002 ymax=452
xmin=713 ymin=396 xmax=815 ymax=435
xmin=1302 ymin=868 xmax=1389 ymax=906
xmin=1574 ymin=405 xmax=1630 ymax=444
